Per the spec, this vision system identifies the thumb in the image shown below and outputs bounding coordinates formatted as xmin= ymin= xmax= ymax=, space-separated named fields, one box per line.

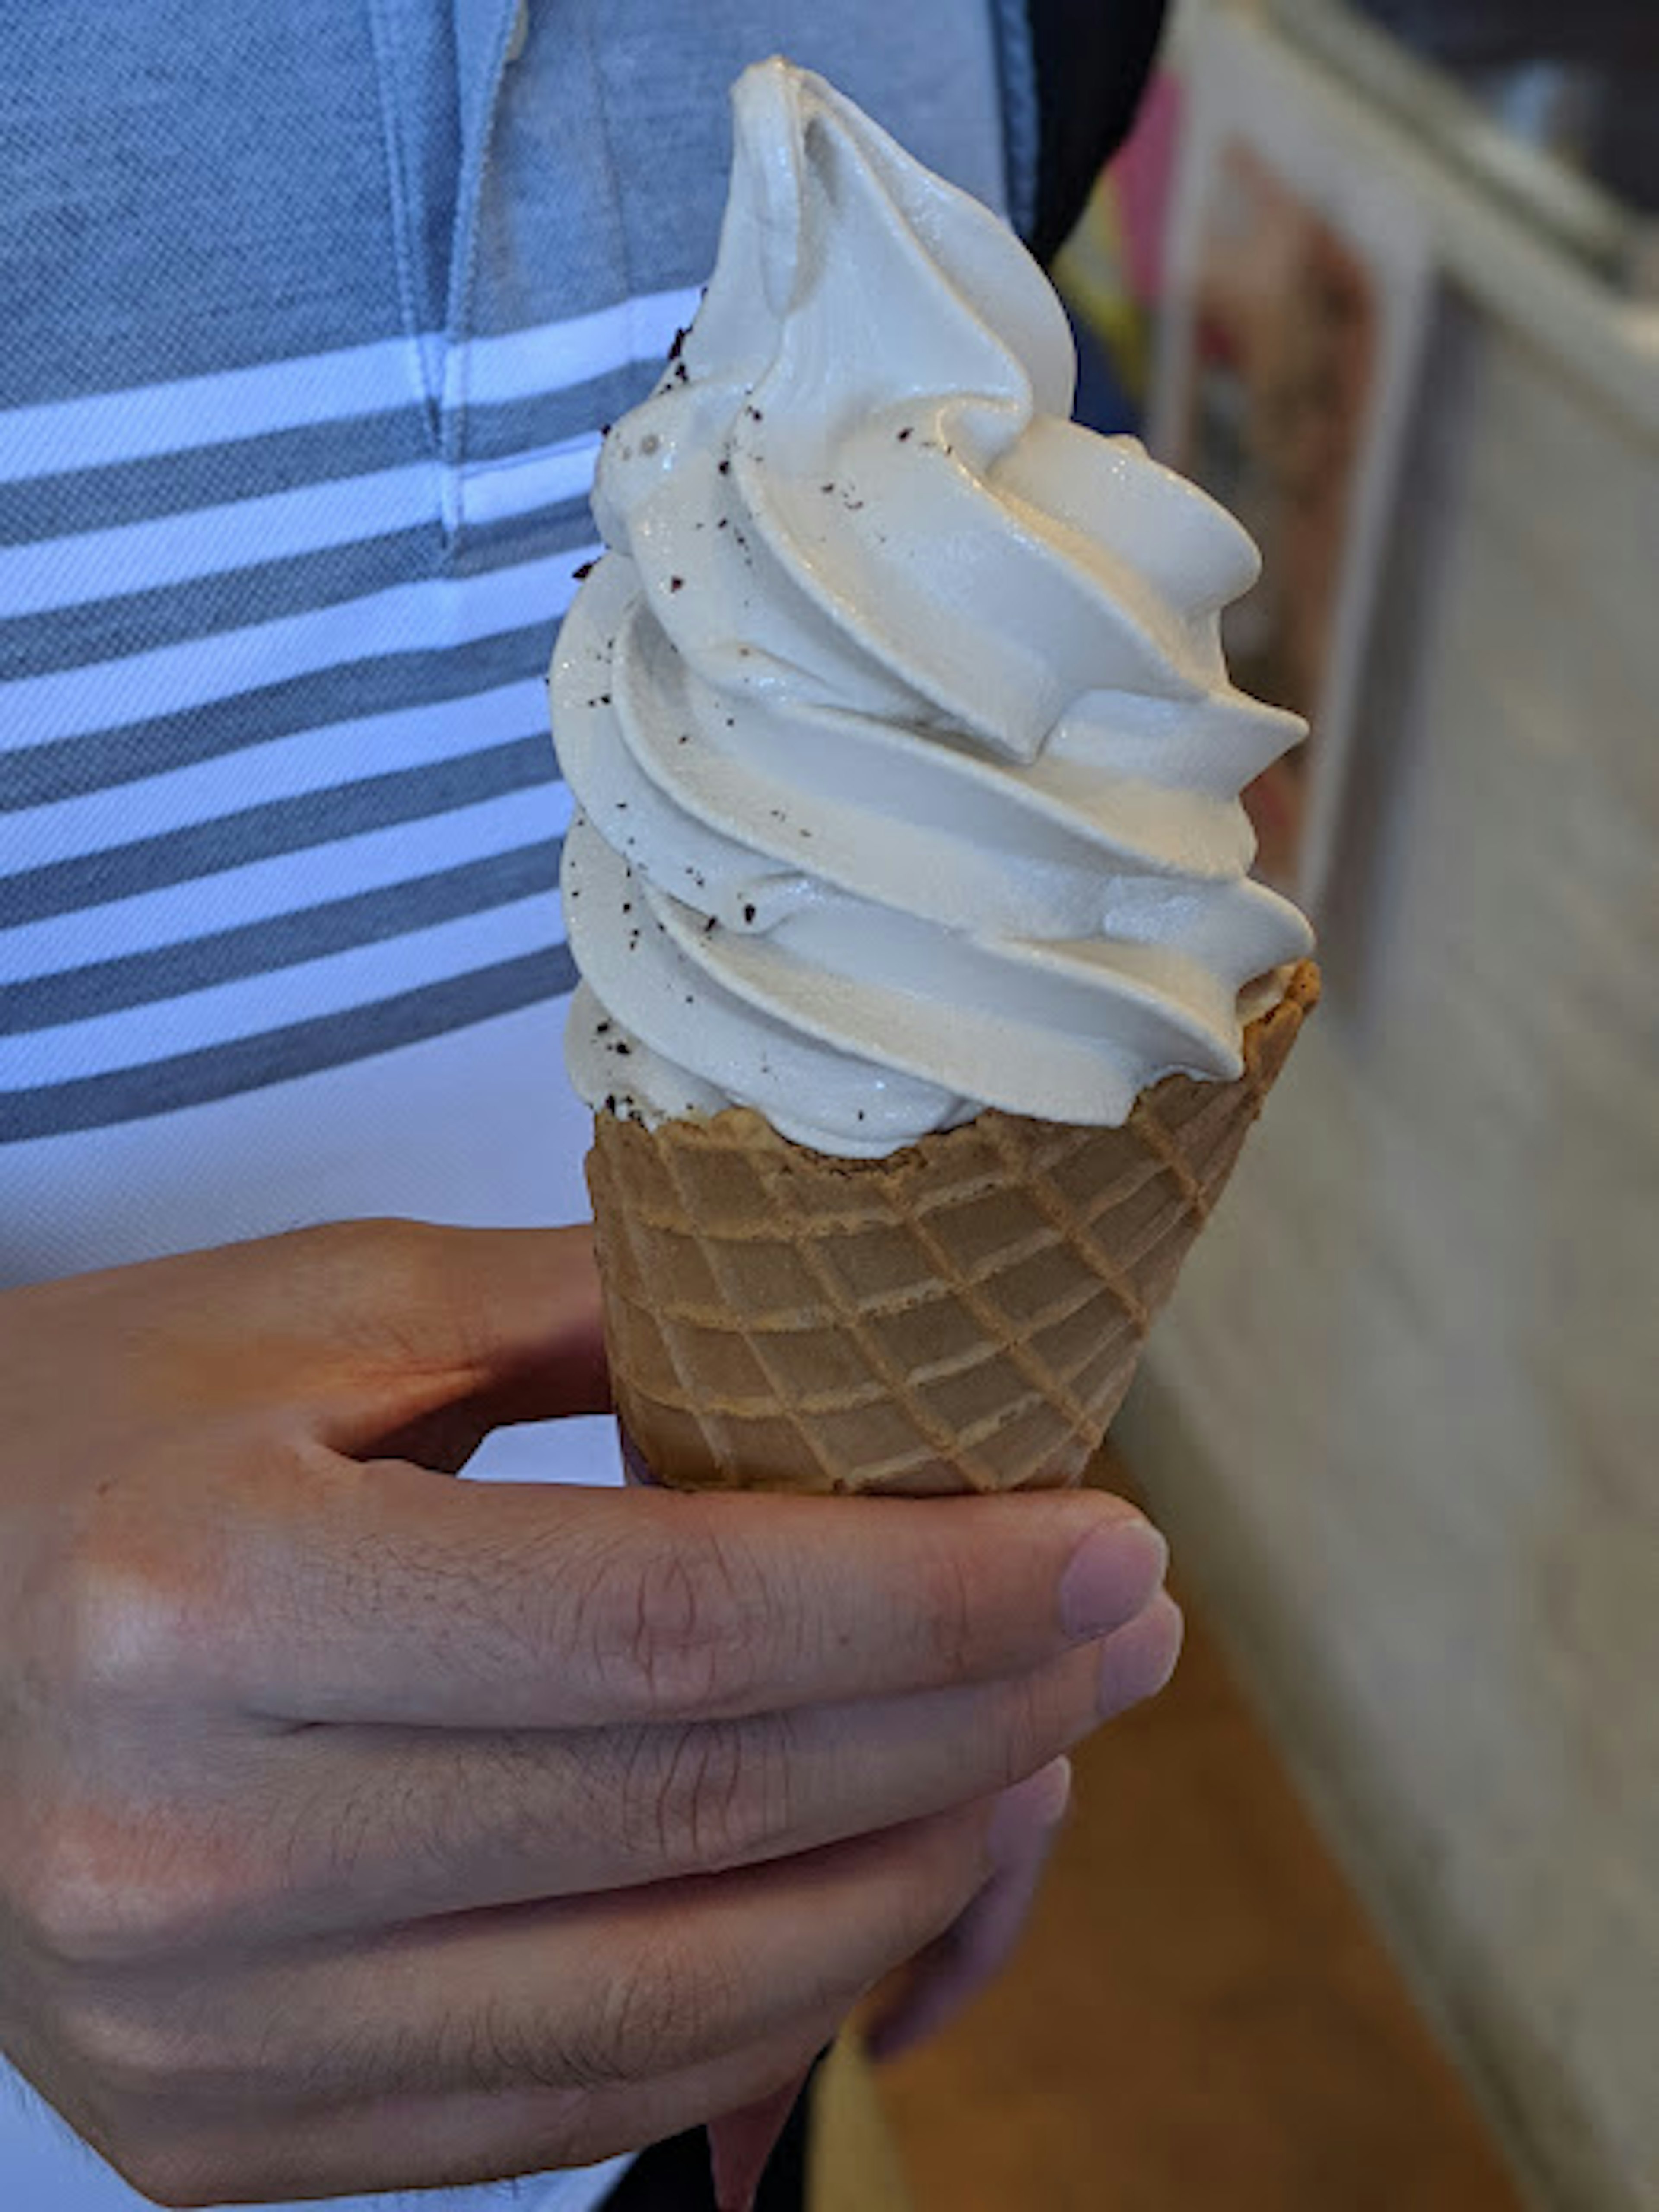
xmin=291 ymin=1220 xmax=611 ymax=1461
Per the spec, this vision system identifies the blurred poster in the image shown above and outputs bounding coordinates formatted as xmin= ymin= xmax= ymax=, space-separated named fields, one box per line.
xmin=1054 ymin=67 xmax=1187 ymax=421
xmin=1151 ymin=8 xmax=1433 ymax=909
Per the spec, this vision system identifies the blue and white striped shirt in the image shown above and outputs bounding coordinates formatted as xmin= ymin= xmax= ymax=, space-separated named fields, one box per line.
xmin=0 ymin=3 xmax=1026 ymax=2206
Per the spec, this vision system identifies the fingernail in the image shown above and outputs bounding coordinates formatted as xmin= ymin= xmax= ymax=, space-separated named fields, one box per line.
xmin=987 ymin=1756 xmax=1073 ymax=1863
xmin=1096 ymin=1592 xmax=1184 ymax=1718
xmin=1057 ymin=1517 xmax=1168 ymax=1640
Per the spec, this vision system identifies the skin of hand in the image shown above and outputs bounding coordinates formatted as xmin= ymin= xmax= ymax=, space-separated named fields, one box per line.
xmin=0 ymin=1220 xmax=1180 ymax=2207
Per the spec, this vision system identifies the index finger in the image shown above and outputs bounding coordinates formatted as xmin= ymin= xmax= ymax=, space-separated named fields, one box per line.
xmin=235 ymin=1457 xmax=1166 ymax=1728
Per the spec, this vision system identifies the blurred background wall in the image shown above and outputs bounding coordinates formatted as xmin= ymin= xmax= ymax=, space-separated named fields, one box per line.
xmin=1063 ymin=6 xmax=1659 ymax=2208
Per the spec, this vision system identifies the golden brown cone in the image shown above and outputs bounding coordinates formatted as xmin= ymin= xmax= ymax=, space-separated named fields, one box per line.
xmin=588 ymin=960 xmax=1319 ymax=1497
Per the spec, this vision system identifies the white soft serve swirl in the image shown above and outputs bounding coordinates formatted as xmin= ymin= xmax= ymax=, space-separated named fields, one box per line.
xmin=556 ymin=58 xmax=1313 ymax=1158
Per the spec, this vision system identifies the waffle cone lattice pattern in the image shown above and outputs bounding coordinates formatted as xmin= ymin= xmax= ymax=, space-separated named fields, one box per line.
xmin=588 ymin=962 xmax=1319 ymax=1495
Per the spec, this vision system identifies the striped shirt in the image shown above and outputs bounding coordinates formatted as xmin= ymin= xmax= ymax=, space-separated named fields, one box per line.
xmin=0 ymin=4 xmax=1023 ymax=2207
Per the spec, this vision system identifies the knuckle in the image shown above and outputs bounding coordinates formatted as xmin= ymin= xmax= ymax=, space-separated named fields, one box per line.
xmin=289 ymin=1213 xmax=430 ymax=1289
xmin=285 ymin=1216 xmax=446 ymax=1351
xmin=22 ymin=1802 xmax=244 ymax=1970
xmin=894 ymin=1814 xmax=995 ymax=1944
xmin=54 ymin=1499 xmax=225 ymax=1714
xmin=913 ymin=1540 xmax=979 ymax=1683
xmin=988 ymin=1659 xmax=1081 ymax=1791
xmin=22 ymin=1807 xmax=149 ymax=1968
xmin=60 ymin=1990 xmax=199 ymax=2109
xmin=105 ymin=2136 xmax=223 ymax=2210
xmin=361 ymin=1216 xmax=449 ymax=1313
xmin=626 ymin=1711 xmax=796 ymax=1873
xmin=449 ymin=1993 xmax=572 ymax=2096
xmin=62 ymin=1983 xmax=270 ymax=2167
xmin=59 ymin=1566 xmax=192 ymax=1709
xmin=418 ymin=1734 xmax=571 ymax=1899
xmin=588 ymin=1929 xmax=735 ymax=2084
xmin=984 ymin=1671 xmax=1049 ymax=1793
xmin=590 ymin=1517 xmax=768 ymax=1718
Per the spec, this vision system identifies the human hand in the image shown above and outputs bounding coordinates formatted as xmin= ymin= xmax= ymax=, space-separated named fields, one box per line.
xmin=0 ymin=1220 xmax=1176 ymax=2206
xmin=861 ymin=1595 xmax=1182 ymax=2066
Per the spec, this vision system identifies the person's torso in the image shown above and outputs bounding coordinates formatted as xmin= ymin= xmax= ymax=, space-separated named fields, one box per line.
xmin=0 ymin=0 xmax=1017 ymax=1284
xmin=0 ymin=5 xmax=1017 ymax=2206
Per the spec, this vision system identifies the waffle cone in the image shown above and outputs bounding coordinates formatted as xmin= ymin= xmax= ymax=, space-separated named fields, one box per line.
xmin=587 ymin=961 xmax=1318 ymax=1496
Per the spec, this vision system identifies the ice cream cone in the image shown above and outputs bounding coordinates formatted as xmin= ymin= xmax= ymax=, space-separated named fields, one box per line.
xmin=588 ymin=961 xmax=1318 ymax=1497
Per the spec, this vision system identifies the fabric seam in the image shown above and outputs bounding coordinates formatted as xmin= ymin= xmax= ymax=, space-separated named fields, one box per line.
xmin=362 ymin=0 xmax=445 ymax=458
xmin=442 ymin=0 xmax=523 ymax=548
xmin=577 ymin=9 xmax=648 ymax=402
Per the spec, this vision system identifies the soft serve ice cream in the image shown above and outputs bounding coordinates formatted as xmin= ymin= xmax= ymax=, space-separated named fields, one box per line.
xmin=557 ymin=58 xmax=1313 ymax=1159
